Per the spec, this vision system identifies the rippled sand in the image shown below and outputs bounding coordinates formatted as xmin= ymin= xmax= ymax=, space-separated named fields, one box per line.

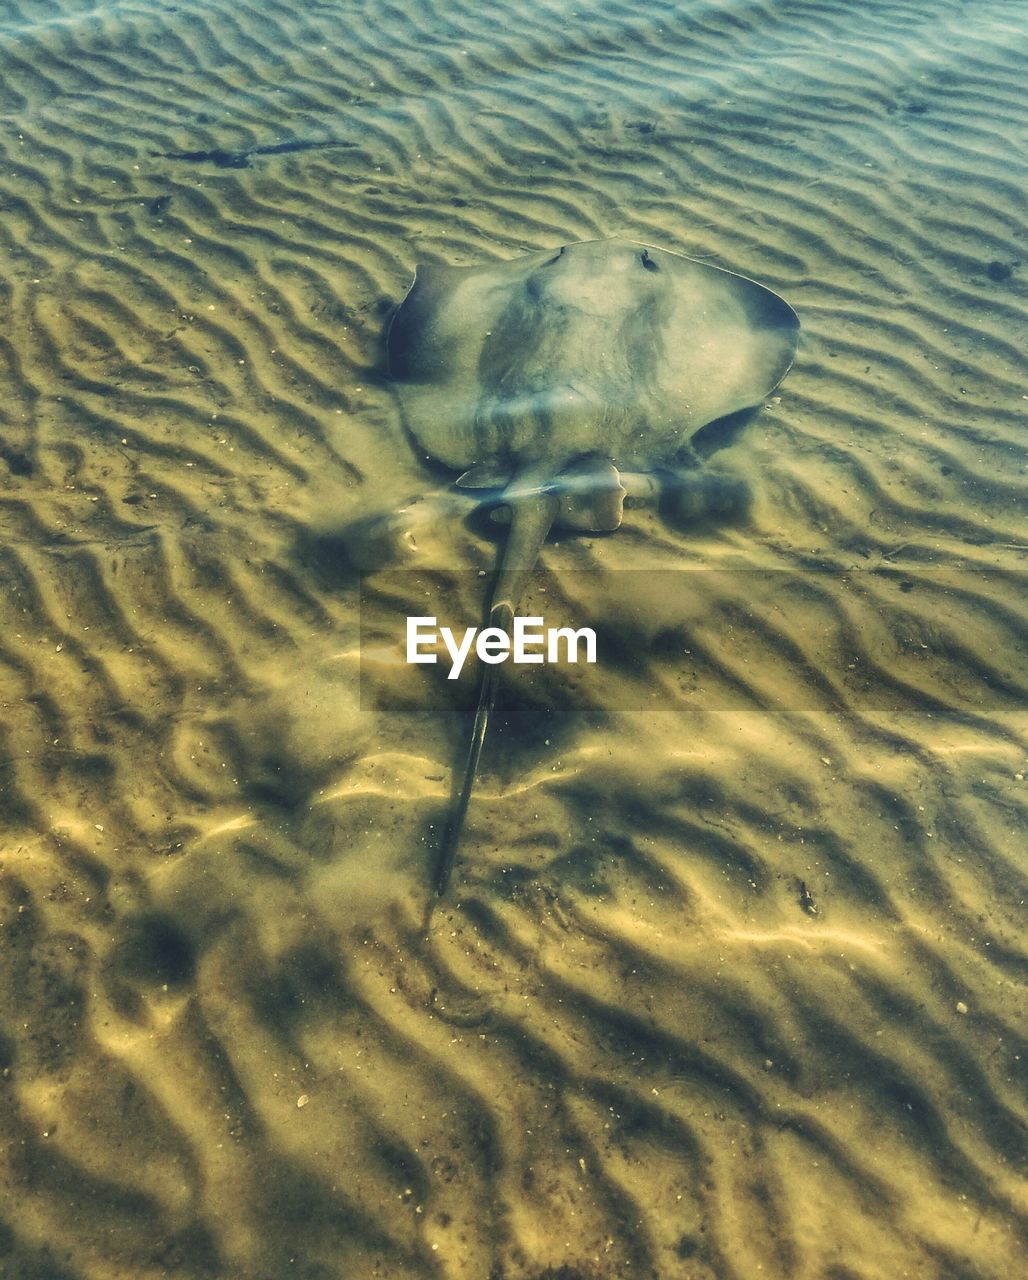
xmin=0 ymin=0 xmax=1025 ymax=1277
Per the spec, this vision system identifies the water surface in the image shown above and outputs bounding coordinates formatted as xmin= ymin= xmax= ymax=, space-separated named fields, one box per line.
xmin=0 ymin=1 xmax=1025 ymax=1277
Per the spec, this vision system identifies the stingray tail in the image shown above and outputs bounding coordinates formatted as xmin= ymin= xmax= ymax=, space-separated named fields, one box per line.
xmin=432 ymin=485 xmax=559 ymax=896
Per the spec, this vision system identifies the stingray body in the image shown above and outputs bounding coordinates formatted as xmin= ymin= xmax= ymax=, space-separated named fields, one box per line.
xmin=386 ymin=238 xmax=799 ymax=895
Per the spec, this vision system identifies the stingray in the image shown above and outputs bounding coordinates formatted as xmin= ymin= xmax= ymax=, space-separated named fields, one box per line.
xmin=381 ymin=238 xmax=799 ymax=895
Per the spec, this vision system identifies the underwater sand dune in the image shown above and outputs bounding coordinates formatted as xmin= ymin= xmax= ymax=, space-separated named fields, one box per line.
xmin=0 ymin=0 xmax=1025 ymax=1277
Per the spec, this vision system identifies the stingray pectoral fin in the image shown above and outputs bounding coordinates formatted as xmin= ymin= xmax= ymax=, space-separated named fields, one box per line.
xmin=488 ymin=461 xmax=626 ymax=532
xmin=340 ymin=507 xmax=421 ymax=570
xmin=554 ymin=457 xmax=624 ymax=531
xmin=433 ymin=486 xmax=559 ymax=896
xmin=340 ymin=488 xmax=480 ymax=570
xmin=574 ymin=474 xmax=625 ymax=531
xmin=455 ymin=462 xmax=514 ymax=490
xmin=619 ymin=471 xmax=662 ymax=503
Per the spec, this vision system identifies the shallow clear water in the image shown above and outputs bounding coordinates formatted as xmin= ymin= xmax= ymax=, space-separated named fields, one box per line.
xmin=0 ymin=1 xmax=1025 ymax=1277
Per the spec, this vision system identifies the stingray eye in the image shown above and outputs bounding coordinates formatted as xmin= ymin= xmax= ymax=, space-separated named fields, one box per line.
xmin=639 ymin=249 xmax=659 ymax=272
xmin=545 ymin=246 xmax=566 ymax=266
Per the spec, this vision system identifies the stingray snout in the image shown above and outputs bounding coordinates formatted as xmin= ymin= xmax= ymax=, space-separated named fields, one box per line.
xmin=531 ymin=238 xmax=664 ymax=315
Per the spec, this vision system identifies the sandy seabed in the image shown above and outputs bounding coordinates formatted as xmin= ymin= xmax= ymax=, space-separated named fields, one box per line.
xmin=0 ymin=0 xmax=1025 ymax=1277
